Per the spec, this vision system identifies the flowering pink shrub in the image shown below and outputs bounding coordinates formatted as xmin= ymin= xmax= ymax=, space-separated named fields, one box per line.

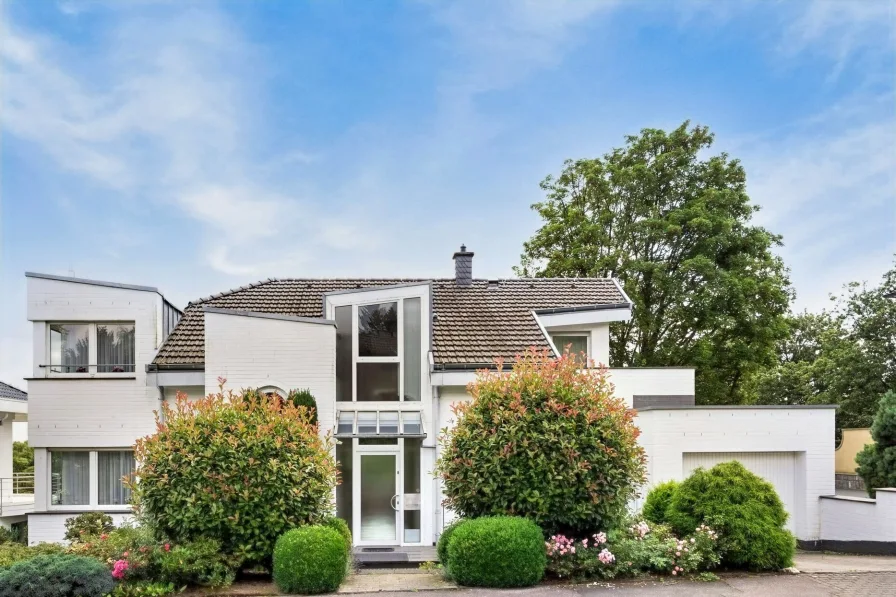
xmin=111 ymin=559 xmax=129 ymax=579
xmin=545 ymin=533 xmax=615 ymax=579
xmin=545 ymin=521 xmax=720 ymax=580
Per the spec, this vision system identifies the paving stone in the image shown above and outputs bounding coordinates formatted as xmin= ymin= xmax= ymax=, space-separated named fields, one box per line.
xmin=339 ymin=568 xmax=458 ymax=594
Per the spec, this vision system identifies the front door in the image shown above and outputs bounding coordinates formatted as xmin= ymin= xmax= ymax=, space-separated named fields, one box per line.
xmin=354 ymin=451 xmax=400 ymax=545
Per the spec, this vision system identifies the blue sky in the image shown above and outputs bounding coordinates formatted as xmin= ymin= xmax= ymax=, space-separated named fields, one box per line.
xmin=1 ymin=0 xmax=894 ymax=388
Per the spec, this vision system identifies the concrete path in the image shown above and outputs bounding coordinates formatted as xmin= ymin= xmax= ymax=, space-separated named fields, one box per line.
xmin=339 ymin=568 xmax=457 ymax=594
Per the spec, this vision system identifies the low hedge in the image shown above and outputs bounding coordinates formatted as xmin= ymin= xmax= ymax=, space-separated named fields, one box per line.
xmin=666 ymin=461 xmax=795 ymax=570
xmin=446 ymin=517 xmax=545 ymax=588
xmin=0 ymin=554 xmax=114 ymax=597
xmin=321 ymin=517 xmax=352 ymax=560
xmin=641 ymin=481 xmax=678 ymax=525
xmin=273 ymin=526 xmax=348 ymax=594
xmin=437 ymin=519 xmax=462 ymax=568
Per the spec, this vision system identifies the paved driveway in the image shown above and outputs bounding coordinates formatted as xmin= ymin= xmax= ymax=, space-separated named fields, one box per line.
xmin=362 ymin=573 xmax=896 ymax=596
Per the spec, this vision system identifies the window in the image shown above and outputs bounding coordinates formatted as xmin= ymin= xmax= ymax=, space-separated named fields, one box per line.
xmin=47 ymin=322 xmax=135 ymax=375
xmin=49 ymin=324 xmax=89 ymax=373
xmin=358 ymin=302 xmax=398 ymax=357
xmin=551 ymin=334 xmax=589 ymax=363
xmin=50 ymin=451 xmax=90 ymax=505
xmin=49 ymin=450 xmax=135 ymax=509
xmin=99 ymin=451 xmax=136 ymax=505
xmin=333 ymin=295 xmax=425 ymax=403
xmin=97 ymin=324 xmax=135 ymax=373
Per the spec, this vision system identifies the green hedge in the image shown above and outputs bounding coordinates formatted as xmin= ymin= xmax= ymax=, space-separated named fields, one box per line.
xmin=321 ymin=517 xmax=352 ymax=560
xmin=642 ymin=481 xmax=678 ymax=525
xmin=0 ymin=554 xmax=114 ymax=597
xmin=446 ymin=517 xmax=546 ymax=588
xmin=666 ymin=461 xmax=794 ymax=570
xmin=437 ymin=519 xmax=462 ymax=568
xmin=273 ymin=527 xmax=348 ymax=594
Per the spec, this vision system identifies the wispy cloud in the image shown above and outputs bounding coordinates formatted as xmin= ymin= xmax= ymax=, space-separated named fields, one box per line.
xmin=1 ymin=2 xmax=373 ymax=276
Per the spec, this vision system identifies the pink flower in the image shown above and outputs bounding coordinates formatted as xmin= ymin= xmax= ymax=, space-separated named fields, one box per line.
xmin=100 ymin=534 xmax=108 ymax=541
xmin=164 ymin=543 xmax=171 ymax=552
xmin=112 ymin=560 xmax=129 ymax=580
xmin=672 ymin=570 xmax=677 ymax=576
xmin=598 ymin=549 xmax=615 ymax=564
xmin=676 ymin=551 xmax=681 ymax=556
xmin=593 ymin=532 xmax=607 ymax=545
xmin=122 ymin=551 xmax=129 ymax=558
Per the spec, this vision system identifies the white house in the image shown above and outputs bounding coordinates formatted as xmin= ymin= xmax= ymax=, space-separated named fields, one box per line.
xmin=23 ymin=246 xmax=836 ymax=554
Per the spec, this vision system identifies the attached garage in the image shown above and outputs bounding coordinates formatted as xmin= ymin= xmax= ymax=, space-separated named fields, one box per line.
xmin=683 ymin=452 xmax=798 ymax=532
xmin=635 ymin=405 xmax=836 ymax=542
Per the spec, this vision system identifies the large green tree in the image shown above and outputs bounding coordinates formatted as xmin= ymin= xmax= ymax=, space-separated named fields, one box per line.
xmin=518 ymin=122 xmax=792 ymax=404
xmin=750 ymin=262 xmax=896 ymax=428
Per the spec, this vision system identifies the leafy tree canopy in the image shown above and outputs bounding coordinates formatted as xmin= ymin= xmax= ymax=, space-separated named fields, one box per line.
xmin=749 ymin=261 xmax=896 ymax=428
xmin=517 ymin=122 xmax=792 ymax=404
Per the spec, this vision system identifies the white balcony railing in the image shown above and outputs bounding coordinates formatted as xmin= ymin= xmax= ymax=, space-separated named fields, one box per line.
xmin=0 ymin=474 xmax=35 ymax=514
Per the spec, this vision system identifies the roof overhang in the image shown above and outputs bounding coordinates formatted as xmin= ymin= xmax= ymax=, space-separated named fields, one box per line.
xmin=146 ymin=369 xmax=204 ymax=388
xmin=535 ymin=304 xmax=632 ymax=328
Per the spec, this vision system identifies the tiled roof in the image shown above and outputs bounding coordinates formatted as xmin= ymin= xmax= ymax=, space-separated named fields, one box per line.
xmin=0 ymin=381 xmax=27 ymax=401
xmin=152 ymin=278 xmax=628 ymax=367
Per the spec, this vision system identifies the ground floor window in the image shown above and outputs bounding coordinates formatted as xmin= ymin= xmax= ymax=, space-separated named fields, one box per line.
xmin=50 ymin=449 xmax=135 ymax=508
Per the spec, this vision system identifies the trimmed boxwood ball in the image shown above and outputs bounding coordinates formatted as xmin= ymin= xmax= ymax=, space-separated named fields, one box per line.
xmin=447 ymin=517 xmax=546 ymax=588
xmin=273 ymin=526 xmax=348 ymax=594
xmin=321 ymin=516 xmax=352 ymax=559
xmin=0 ymin=554 xmax=114 ymax=597
xmin=642 ymin=480 xmax=679 ymax=525
xmin=437 ymin=519 xmax=462 ymax=567
xmin=666 ymin=461 xmax=795 ymax=570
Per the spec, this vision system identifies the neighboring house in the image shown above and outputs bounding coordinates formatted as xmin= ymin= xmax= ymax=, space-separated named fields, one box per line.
xmin=24 ymin=246 xmax=835 ymax=550
xmin=0 ymin=381 xmax=31 ymax=528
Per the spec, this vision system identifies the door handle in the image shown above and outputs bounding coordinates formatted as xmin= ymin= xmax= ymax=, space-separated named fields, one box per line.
xmin=390 ymin=495 xmax=400 ymax=511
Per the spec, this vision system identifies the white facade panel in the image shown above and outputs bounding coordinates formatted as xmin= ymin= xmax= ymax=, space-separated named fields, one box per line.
xmin=608 ymin=368 xmax=694 ymax=407
xmin=204 ymin=311 xmax=337 ymax=431
xmin=636 ymin=407 xmax=835 ymax=541
xmin=28 ymin=513 xmax=134 ymax=545
xmin=28 ymin=380 xmax=158 ymax=447
xmin=819 ymin=490 xmax=896 ymax=543
xmin=683 ymin=451 xmax=797 ymax=532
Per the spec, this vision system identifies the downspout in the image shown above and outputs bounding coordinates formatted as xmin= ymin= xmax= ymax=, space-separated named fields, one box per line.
xmin=157 ymin=386 xmax=166 ymax=424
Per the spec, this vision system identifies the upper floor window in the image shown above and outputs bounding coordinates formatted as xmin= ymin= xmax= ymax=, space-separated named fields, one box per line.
xmin=48 ymin=322 xmax=135 ymax=375
xmin=551 ymin=334 xmax=588 ymax=364
xmin=336 ymin=297 xmax=422 ymax=402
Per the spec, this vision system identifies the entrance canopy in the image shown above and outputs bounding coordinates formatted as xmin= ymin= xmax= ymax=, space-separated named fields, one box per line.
xmin=335 ymin=410 xmax=425 ymax=439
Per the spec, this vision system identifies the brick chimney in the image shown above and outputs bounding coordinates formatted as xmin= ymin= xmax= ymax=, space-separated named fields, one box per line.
xmin=453 ymin=244 xmax=474 ymax=286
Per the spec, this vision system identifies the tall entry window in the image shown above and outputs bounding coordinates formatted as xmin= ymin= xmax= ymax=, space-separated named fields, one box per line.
xmin=335 ymin=296 xmax=423 ymax=402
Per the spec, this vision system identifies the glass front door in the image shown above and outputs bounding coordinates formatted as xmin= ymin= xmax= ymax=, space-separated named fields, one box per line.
xmin=356 ymin=453 xmax=399 ymax=544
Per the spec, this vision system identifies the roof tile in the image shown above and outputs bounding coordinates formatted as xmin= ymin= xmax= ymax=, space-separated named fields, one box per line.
xmin=152 ymin=278 xmax=627 ymax=367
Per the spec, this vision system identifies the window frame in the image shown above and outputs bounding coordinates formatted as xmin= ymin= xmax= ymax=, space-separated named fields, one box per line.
xmin=354 ymin=299 xmax=404 ymax=402
xmin=48 ymin=449 xmax=135 ymax=511
xmin=45 ymin=321 xmax=136 ymax=378
xmin=550 ymin=332 xmax=590 ymax=362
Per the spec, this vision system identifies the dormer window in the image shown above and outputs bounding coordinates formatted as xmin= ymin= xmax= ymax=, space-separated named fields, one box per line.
xmin=551 ymin=333 xmax=589 ymax=363
xmin=47 ymin=322 xmax=135 ymax=375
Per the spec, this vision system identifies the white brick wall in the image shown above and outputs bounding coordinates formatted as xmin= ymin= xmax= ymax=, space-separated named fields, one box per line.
xmin=608 ymin=368 xmax=694 ymax=407
xmin=28 ymin=513 xmax=134 ymax=545
xmin=204 ymin=311 xmax=337 ymax=431
xmin=636 ymin=407 xmax=836 ymax=541
xmin=820 ymin=490 xmax=896 ymax=543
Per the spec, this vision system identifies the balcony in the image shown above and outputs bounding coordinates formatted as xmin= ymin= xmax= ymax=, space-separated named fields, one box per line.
xmin=0 ymin=473 xmax=35 ymax=517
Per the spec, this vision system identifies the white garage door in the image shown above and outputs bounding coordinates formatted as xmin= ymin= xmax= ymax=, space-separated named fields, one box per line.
xmin=682 ymin=452 xmax=797 ymax=532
